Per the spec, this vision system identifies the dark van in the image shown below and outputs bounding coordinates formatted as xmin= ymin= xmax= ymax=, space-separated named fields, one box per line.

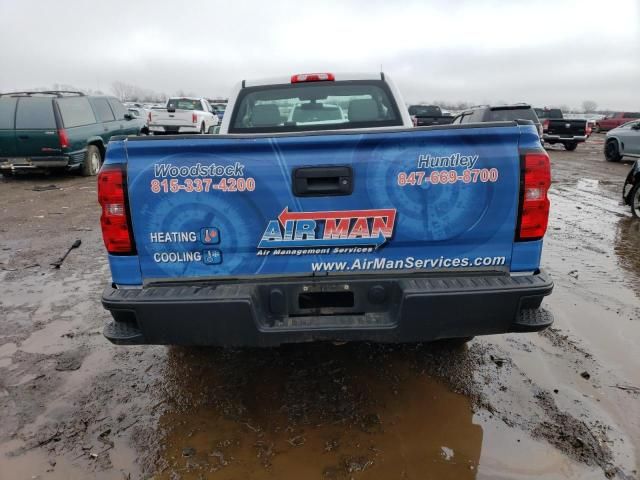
xmin=0 ymin=91 xmax=146 ymax=176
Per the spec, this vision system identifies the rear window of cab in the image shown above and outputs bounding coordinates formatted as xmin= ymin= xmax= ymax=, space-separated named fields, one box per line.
xmin=408 ymin=105 xmax=441 ymax=116
xmin=229 ymin=80 xmax=403 ymax=133
xmin=486 ymin=108 xmax=539 ymax=123
xmin=167 ymin=99 xmax=204 ymax=111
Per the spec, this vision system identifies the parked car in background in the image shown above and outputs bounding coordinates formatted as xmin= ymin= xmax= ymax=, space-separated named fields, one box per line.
xmin=453 ymin=104 xmax=543 ymax=137
xmin=535 ymin=108 xmax=588 ymax=151
xmin=287 ymin=101 xmax=346 ymax=125
xmin=124 ymin=102 xmax=146 ymax=110
xmin=596 ymin=112 xmax=640 ymax=133
xmin=407 ymin=104 xmax=454 ymax=127
xmin=604 ymin=120 xmax=640 ymax=162
xmin=208 ymin=100 xmax=228 ymax=121
xmin=148 ymin=97 xmax=219 ymax=134
xmin=126 ymin=106 xmax=145 ymax=118
xmin=623 ymin=159 xmax=640 ymax=217
xmin=0 ymin=91 xmax=145 ymax=176
xmin=124 ymin=102 xmax=151 ymax=117
xmin=127 ymin=107 xmax=150 ymax=135
xmin=99 ymin=72 xmax=553 ymax=347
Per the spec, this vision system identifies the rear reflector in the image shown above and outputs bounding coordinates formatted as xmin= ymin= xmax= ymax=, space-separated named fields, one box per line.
xmin=517 ymin=152 xmax=551 ymax=241
xmin=98 ymin=164 xmax=134 ymax=254
xmin=291 ymin=73 xmax=335 ymax=83
xmin=58 ymin=129 xmax=70 ymax=149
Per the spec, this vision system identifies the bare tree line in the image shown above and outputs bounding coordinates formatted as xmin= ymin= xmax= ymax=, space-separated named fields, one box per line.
xmin=415 ymin=99 xmax=605 ymax=114
xmin=110 ymin=81 xmax=170 ymax=103
xmin=19 ymin=84 xmax=609 ymax=114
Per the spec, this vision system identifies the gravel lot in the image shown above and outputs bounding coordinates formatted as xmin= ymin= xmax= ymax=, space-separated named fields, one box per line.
xmin=0 ymin=134 xmax=638 ymax=479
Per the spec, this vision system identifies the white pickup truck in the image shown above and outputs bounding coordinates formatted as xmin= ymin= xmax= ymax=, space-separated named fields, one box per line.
xmin=100 ymin=72 xmax=554 ymax=347
xmin=148 ymin=97 xmax=219 ymax=134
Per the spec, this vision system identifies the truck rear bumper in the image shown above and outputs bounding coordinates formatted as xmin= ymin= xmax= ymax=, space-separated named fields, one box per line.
xmin=102 ymin=270 xmax=554 ymax=346
xmin=149 ymin=125 xmax=200 ymax=134
xmin=543 ymin=134 xmax=587 ymax=142
xmin=0 ymin=156 xmax=70 ymax=170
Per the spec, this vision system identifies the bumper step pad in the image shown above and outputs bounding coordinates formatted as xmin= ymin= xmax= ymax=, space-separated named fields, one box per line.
xmin=513 ymin=308 xmax=554 ymax=331
xmin=104 ymin=320 xmax=144 ymax=345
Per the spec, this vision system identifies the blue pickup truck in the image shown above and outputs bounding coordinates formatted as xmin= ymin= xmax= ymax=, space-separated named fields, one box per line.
xmin=98 ymin=72 xmax=553 ymax=346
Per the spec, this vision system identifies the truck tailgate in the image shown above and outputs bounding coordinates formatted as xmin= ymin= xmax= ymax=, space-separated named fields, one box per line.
xmin=150 ymin=110 xmax=193 ymax=126
xmin=547 ymin=119 xmax=586 ymax=137
xmin=124 ymin=125 xmax=523 ymax=281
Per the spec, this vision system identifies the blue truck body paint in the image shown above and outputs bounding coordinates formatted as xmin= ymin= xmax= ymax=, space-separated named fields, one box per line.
xmin=102 ymin=125 xmax=545 ymax=282
xmin=108 ymin=255 xmax=142 ymax=286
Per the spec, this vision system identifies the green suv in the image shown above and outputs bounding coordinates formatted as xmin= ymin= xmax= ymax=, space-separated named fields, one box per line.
xmin=0 ymin=91 xmax=147 ymax=176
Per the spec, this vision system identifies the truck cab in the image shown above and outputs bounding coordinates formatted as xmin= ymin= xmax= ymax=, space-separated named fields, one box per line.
xmin=219 ymin=73 xmax=413 ymax=134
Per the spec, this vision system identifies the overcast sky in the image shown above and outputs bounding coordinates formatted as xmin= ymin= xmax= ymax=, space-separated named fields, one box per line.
xmin=1 ymin=0 xmax=638 ymax=110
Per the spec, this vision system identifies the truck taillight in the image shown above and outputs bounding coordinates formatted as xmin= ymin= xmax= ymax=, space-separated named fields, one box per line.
xmin=517 ymin=152 xmax=551 ymax=241
xmin=291 ymin=73 xmax=335 ymax=83
xmin=58 ymin=129 xmax=70 ymax=149
xmin=98 ymin=164 xmax=134 ymax=254
xmin=192 ymin=113 xmax=197 ymax=123
xmin=542 ymin=119 xmax=550 ymax=132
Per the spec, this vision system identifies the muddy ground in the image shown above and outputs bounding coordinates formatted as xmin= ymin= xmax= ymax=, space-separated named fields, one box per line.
xmin=0 ymin=134 xmax=638 ymax=479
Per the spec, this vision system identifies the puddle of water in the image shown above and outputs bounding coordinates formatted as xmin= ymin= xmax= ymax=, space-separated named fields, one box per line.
xmin=0 ymin=339 xmax=620 ymax=480
xmin=154 ymin=345 xmax=483 ymax=479
xmin=147 ymin=344 xmax=603 ymax=480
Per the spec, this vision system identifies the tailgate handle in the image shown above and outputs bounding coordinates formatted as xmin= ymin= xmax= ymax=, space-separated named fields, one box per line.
xmin=293 ymin=166 xmax=353 ymax=196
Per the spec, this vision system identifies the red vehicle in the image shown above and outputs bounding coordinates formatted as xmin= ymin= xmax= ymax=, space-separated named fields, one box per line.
xmin=596 ymin=112 xmax=640 ymax=132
